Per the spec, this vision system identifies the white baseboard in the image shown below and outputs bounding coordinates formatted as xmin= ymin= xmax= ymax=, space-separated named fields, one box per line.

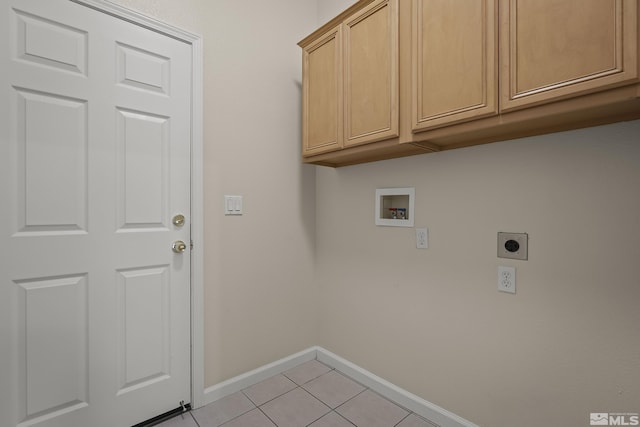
xmin=201 ymin=347 xmax=317 ymax=404
xmin=315 ymin=348 xmax=478 ymax=427
xmin=201 ymin=346 xmax=478 ymax=427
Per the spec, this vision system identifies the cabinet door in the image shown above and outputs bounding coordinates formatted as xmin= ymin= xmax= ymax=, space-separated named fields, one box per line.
xmin=343 ymin=0 xmax=399 ymax=147
xmin=500 ymin=0 xmax=638 ymax=111
xmin=302 ymin=26 xmax=343 ymax=156
xmin=412 ymin=0 xmax=497 ymax=131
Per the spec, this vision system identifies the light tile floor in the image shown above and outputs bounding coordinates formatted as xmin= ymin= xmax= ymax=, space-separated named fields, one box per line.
xmin=156 ymin=359 xmax=437 ymax=427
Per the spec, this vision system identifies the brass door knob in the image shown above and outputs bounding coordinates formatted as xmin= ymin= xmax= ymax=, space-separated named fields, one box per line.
xmin=172 ymin=240 xmax=187 ymax=253
xmin=172 ymin=214 xmax=185 ymax=227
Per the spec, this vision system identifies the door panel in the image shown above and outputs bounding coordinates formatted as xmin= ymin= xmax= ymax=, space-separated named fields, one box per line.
xmin=116 ymin=108 xmax=169 ymax=229
xmin=301 ymin=26 xmax=343 ymax=156
xmin=412 ymin=0 xmax=497 ymax=131
xmin=0 ymin=1 xmax=192 ymax=426
xmin=116 ymin=266 xmax=170 ymax=395
xmin=116 ymin=42 xmax=169 ymax=94
xmin=344 ymin=0 xmax=399 ymax=147
xmin=14 ymin=88 xmax=88 ymax=234
xmin=14 ymin=274 xmax=89 ymax=422
xmin=14 ymin=9 xmax=88 ymax=75
xmin=500 ymin=0 xmax=638 ymax=111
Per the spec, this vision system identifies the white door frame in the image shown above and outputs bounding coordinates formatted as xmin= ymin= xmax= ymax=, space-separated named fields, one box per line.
xmin=71 ymin=0 xmax=206 ymax=410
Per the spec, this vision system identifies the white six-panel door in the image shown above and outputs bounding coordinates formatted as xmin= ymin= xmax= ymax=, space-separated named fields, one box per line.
xmin=0 ymin=1 xmax=192 ymax=426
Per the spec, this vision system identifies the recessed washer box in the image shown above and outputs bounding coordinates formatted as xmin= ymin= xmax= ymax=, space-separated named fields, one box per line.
xmin=375 ymin=188 xmax=415 ymax=227
xmin=498 ymin=232 xmax=528 ymax=260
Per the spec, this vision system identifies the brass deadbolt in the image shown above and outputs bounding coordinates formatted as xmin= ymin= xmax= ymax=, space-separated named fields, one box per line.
xmin=172 ymin=214 xmax=185 ymax=227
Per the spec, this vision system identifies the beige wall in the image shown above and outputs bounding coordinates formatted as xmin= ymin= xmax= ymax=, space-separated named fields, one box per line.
xmin=107 ymin=1 xmax=640 ymax=426
xmin=315 ymin=120 xmax=640 ymax=427
xmin=109 ymin=0 xmax=320 ymax=386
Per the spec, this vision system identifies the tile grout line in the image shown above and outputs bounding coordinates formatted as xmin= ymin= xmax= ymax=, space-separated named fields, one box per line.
xmin=332 ymin=387 xmax=369 ymax=412
xmin=192 ymin=390 xmax=258 ymax=427
xmin=295 ymin=385 xmax=333 ymax=424
xmin=255 ymin=405 xmax=278 ymax=427
xmin=282 ymin=366 xmax=336 ymax=388
xmin=189 ymin=411 xmax=201 ymax=427
xmin=318 ymin=370 xmax=434 ymax=427
xmin=242 ymin=375 xmax=297 ymax=407
xmin=240 ymin=388 xmax=261 ymax=408
xmin=394 ymin=412 xmax=412 ymax=427
xmin=199 ymin=358 xmax=437 ymax=427
xmin=327 ymin=372 xmax=440 ymax=427
xmin=257 ymin=385 xmax=331 ymax=427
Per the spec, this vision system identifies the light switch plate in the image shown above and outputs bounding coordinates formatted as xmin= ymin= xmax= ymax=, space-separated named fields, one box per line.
xmin=224 ymin=195 xmax=243 ymax=215
xmin=498 ymin=232 xmax=528 ymax=260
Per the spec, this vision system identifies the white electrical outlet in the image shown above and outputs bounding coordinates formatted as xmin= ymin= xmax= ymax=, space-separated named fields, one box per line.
xmin=498 ymin=266 xmax=516 ymax=294
xmin=416 ymin=228 xmax=428 ymax=249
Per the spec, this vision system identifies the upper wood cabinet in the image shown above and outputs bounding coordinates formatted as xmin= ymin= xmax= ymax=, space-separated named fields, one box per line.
xmin=343 ymin=0 xmax=399 ymax=147
xmin=500 ymin=0 xmax=638 ymax=111
xmin=300 ymin=0 xmax=399 ymax=157
xmin=411 ymin=0 xmax=498 ymax=131
xmin=301 ymin=25 xmax=342 ymax=155
xmin=300 ymin=0 xmax=640 ymax=167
